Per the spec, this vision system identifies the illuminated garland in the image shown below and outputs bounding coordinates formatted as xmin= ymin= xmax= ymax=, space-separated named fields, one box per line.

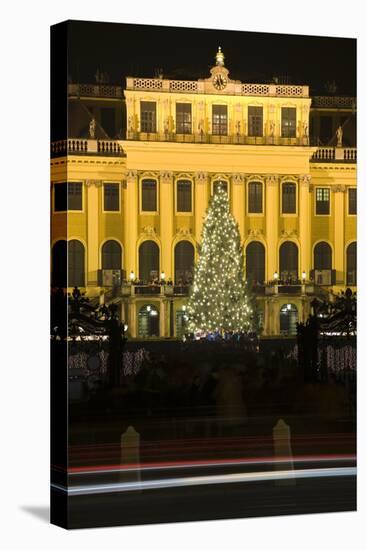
xmin=187 ymin=183 xmax=253 ymax=336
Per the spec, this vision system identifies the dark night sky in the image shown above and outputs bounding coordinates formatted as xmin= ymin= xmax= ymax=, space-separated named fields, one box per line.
xmin=66 ymin=20 xmax=356 ymax=96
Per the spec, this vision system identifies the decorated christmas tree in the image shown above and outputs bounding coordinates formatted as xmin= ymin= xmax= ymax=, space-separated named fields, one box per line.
xmin=187 ymin=183 xmax=253 ymax=337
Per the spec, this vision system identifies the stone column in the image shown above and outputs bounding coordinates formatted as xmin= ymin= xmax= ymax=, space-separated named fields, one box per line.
xmin=194 ymin=172 xmax=209 ymax=242
xmin=265 ymin=175 xmax=279 ymax=281
xmin=299 ymin=175 xmax=311 ymax=280
xmin=159 ymin=299 xmax=166 ymax=337
xmin=124 ymin=170 xmax=139 ymax=278
xmin=334 ymin=185 xmax=346 ymax=284
xmin=160 ymin=171 xmax=174 ymax=279
xmin=231 ymin=174 xmax=245 ymax=241
xmin=128 ymin=300 xmax=137 ymax=338
xmin=85 ymin=179 xmax=100 ymax=286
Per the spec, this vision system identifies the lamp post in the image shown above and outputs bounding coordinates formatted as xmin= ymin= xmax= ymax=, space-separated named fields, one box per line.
xmin=129 ymin=270 xmax=135 ymax=282
xmin=273 ymin=271 xmax=279 ymax=294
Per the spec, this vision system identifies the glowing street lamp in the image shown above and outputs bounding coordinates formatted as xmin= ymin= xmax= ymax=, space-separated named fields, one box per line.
xmin=160 ymin=271 xmax=166 ymax=281
xmin=129 ymin=270 xmax=136 ymax=282
xmin=273 ymin=271 xmax=279 ymax=281
xmin=302 ymin=271 xmax=306 ymax=282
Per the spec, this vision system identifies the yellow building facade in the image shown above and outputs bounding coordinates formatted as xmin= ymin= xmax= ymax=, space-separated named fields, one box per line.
xmin=51 ymin=49 xmax=357 ymax=339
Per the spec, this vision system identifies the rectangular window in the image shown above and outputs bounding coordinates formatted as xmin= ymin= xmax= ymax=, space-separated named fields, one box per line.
xmin=281 ymin=107 xmax=297 ymax=138
xmin=176 ymin=103 xmax=192 ymax=134
xmin=248 ymin=182 xmax=263 ymax=213
xmin=212 ymin=105 xmax=227 ymax=135
xmin=67 ymin=182 xmax=83 ymax=210
xmin=177 ymin=181 xmax=192 ymax=212
xmin=104 ymin=183 xmax=120 ymax=211
xmin=248 ymin=106 xmax=263 ymax=137
xmin=140 ymin=101 xmax=156 ymax=133
xmin=54 ymin=182 xmax=67 ymax=212
xmin=316 ymin=188 xmax=330 ymax=215
xmin=282 ymin=183 xmax=297 ymax=214
xmin=349 ymin=188 xmax=357 ymax=215
xmin=142 ymin=180 xmax=157 ymax=211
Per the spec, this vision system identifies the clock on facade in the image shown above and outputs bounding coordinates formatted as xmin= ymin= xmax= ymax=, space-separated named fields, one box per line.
xmin=213 ymin=73 xmax=228 ymax=90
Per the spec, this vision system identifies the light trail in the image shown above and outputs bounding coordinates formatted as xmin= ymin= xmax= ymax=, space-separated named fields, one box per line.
xmin=68 ymin=454 xmax=356 ymax=475
xmin=53 ymin=466 xmax=357 ymax=496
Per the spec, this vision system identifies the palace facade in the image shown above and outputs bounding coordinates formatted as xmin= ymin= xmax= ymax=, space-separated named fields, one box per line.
xmin=51 ymin=48 xmax=357 ymax=339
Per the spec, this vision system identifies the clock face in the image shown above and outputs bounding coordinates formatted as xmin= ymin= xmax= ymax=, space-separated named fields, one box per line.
xmin=213 ymin=73 xmax=228 ymax=90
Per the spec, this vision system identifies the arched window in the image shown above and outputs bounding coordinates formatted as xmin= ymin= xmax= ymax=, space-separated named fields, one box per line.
xmin=314 ymin=242 xmax=332 ymax=270
xmin=280 ymin=303 xmax=298 ymax=335
xmin=141 ymin=179 xmax=157 ymax=211
xmin=246 ymin=241 xmax=265 ymax=284
xmin=138 ymin=304 xmax=159 ymax=337
xmin=102 ymin=240 xmax=122 ymax=270
xmin=248 ymin=181 xmax=263 ymax=213
xmin=347 ymin=242 xmax=357 ymax=285
xmin=213 ymin=180 xmax=228 ymax=194
xmin=175 ymin=241 xmax=195 ymax=284
xmin=52 ymin=240 xmax=67 ymax=288
xmin=139 ymin=241 xmax=159 ymax=283
xmin=68 ymin=240 xmax=85 ymax=287
xmin=279 ymin=241 xmax=298 ymax=281
xmin=282 ymin=182 xmax=296 ymax=214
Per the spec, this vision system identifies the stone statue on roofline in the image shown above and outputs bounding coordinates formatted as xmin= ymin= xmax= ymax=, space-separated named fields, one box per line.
xmin=89 ymin=117 xmax=96 ymax=139
xmin=336 ymin=125 xmax=343 ymax=147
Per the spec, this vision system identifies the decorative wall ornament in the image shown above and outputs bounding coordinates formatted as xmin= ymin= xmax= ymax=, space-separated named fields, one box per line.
xmin=300 ymin=174 xmax=312 ymax=186
xmin=248 ymin=228 xmax=264 ymax=237
xmin=281 ymin=229 xmax=298 ymax=238
xmin=176 ymin=227 xmax=192 ymax=236
xmin=160 ymin=171 xmax=173 ymax=183
xmin=141 ymin=225 xmax=156 ymax=236
xmin=126 ymin=170 xmax=138 ymax=182
xmin=85 ymin=179 xmax=102 ymax=187
xmin=232 ymin=173 xmax=244 ymax=185
xmin=266 ymin=175 xmax=278 ymax=186
xmin=333 ymin=184 xmax=346 ymax=193
xmin=195 ymin=171 xmax=208 ymax=183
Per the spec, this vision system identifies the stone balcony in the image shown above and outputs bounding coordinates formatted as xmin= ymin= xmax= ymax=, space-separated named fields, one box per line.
xmin=311 ymin=146 xmax=357 ymax=163
xmin=51 ymin=139 xmax=125 ymax=158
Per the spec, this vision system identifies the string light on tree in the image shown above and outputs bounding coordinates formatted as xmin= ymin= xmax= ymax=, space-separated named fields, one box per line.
xmin=187 ymin=183 xmax=253 ymax=337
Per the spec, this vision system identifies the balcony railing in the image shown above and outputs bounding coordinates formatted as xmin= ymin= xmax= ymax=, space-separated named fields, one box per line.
xmin=51 ymin=139 xmax=124 ymax=157
xmin=118 ymin=284 xmax=191 ymax=297
xmin=311 ymin=147 xmax=357 ymax=163
xmin=126 ymin=131 xmax=309 ymax=146
xmin=311 ymin=96 xmax=356 ymax=109
xmin=126 ymin=77 xmax=309 ymax=97
xmin=68 ymin=83 xmax=123 ymax=98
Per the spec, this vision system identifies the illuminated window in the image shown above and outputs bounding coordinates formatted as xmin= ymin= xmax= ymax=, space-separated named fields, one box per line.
xmin=281 ymin=107 xmax=296 ymax=138
xmin=248 ymin=106 xmax=263 ymax=137
xmin=248 ymin=182 xmax=263 ymax=213
xmin=140 ymin=101 xmax=156 ymax=133
xmin=316 ymin=188 xmax=330 ymax=215
xmin=212 ymin=105 xmax=227 ymax=135
xmin=176 ymin=103 xmax=192 ymax=134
